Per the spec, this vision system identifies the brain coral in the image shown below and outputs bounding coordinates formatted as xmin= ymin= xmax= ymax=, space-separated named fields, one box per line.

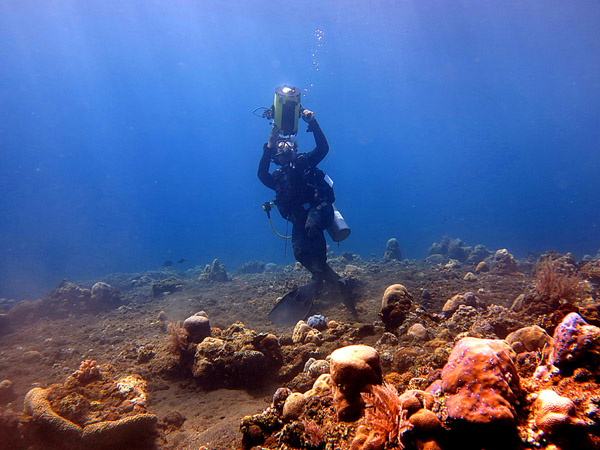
xmin=441 ymin=337 xmax=521 ymax=423
xmin=533 ymin=389 xmax=586 ymax=435
xmin=23 ymin=371 xmax=157 ymax=450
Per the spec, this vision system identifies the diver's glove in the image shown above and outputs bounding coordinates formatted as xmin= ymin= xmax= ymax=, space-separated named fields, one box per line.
xmin=301 ymin=109 xmax=315 ymax=123
xmin=302 ymin=109 xmax=321 ymax=133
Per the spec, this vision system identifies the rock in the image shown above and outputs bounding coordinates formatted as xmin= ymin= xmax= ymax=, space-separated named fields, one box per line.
xmin=162 ymin=410 xmax=186 ymax=429
xmin=305 ymin=359 xmax=330 ymax=379
xmin=467 ymin=244 xmax=492 ymax=264
xmin=463 ymin=272 xmax=477 ymax=282
xmin=264 ymin=263 xmax=280 ymax=272
xmin=237 ymin=260 xmax=265 ymax=274
xmin=183 ymin=313 xmax=211 ymax=343
xmin=441 ymin=337 xmax=521 ymax=423
xmin=90 ymin=282 xmax=120 ymax=308
xmin=330 ymin=345 xmax=383 ymax=421
xmin=151 ymin=277 xmax=183 ymax=297
xmin=0 ymin=379 xmax=16 ymax=404
xmin=379 ymin=284 xmax=413 ymax=329
xmin=0 ymin=313 xmax=8 ymax=333
xmin=475 ymin=261 xmax=490 ymax=273
xmin=493 ymin=248 xmax=518 ymax=274
xmin=304 ymin=373 xmax=333 ymax=398
xmin=505 ymin=325 xmax=552 ymax=354
xmin=282 ymin=392 xmax=307 ymax=421
xmin=442 ymin=292 xmax=481 ymax=316
xmin=428 ymin=236 xmax=472 ymax=262
xmin=445 ymin=305 xmax=478 ymax=335
xmin=407 ymin=323 xmax=428 ymax=341
xmin=271 ymin=387 xmax=292 ymax=413
xmin=383 ymin=238 xmax=402 ymax=261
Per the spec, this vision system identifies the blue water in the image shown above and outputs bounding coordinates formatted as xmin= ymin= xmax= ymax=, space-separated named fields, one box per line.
xmin=1 ymin=1 xmax=599 ymax=300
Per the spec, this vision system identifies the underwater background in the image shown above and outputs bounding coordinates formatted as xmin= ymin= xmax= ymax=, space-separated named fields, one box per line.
xmin=1 ymin=0 xmax=599 ymax=300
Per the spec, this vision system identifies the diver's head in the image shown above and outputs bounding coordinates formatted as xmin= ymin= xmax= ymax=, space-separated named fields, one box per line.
xmin=273 ymin=138 xmax=297 ymax=165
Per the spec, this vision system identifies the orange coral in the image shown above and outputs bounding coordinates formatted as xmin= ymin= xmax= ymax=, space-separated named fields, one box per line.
xmin=301 ymin=419 xmax=324 ymax=447
xmin=350 ymin=383 xmax=412 ymax=450
xmin=71 ymin=359 xmax=100 ymax=384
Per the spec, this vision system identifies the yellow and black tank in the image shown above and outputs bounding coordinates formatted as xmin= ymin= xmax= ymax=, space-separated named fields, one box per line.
xmin=273 ymin=85 xmax=301 ymax=136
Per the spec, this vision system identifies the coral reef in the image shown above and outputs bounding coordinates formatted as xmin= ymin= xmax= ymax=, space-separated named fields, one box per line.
xmin=306 ymin=314 xmax=327 ymax=331
xmin=441 ymin=291 xmax=482 ymax=316
xmin=2 ymin=280 xmax=122 ymax=328
xmin=0 ymin=379 xmax=16 ymax=405
xmin=183 ymin=311 xmax=211 ymax=343
xmin=535 ymin=255 xmax=584 ymax=304
xmin=4 ymin=241 xmax=600 ymax=450
xmin=330 ymin=345 xmax=383 ymax=421
xmin=151 ymin=276 xmax=184 ymax=297
xmin=379 ymin=284 xmax=414 ymax=329
xmin=493 ymin=248 xmax=518 ymax=274
xmin=237 ymin=260 xmax=266 ymax=274
xmin=549 ymin=312 xmax=600 ymax=376
xmin=191 ymin=322 xmax=283 ymax=389
xmin=441 ymin=337 xmax=521 ymax=423
xmin=22 ymin=363 xmax=157 ymax=450
xmin=428 ymin=236 xmax=472 ymax=262
xmin=71 ymin=359 xmax=101 ymax=384
xmin=198 ymin=259 xmax=228 ymax=282
xmin=89 ymin=282 xmax=121 ymax=309
xmin=383 ymin=238 xmax=403 ymax=261
xmin=505 ymin=325 xmax=552 ymax=354
xmin=165 ymin=321 xmax=191 ymax=357
xmin=350 ymin=382 xmax=412 ymax=450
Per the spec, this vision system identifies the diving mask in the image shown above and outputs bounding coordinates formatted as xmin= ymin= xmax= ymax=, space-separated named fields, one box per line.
xmin=274 ymin=139 xmax=297 ymax=165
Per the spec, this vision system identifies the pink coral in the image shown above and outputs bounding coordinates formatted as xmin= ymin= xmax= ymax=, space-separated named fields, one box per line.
xmin=441 ymin=337 xmax=521 ymax=423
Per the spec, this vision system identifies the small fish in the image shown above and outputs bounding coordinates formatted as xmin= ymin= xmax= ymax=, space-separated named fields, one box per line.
xmin=177 ymin=259 xmax=187 ymax=264
xmin=163 ymin=260 xmax=173 ymax=267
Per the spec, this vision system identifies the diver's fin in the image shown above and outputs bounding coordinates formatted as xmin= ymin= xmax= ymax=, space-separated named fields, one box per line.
xmin=268 ymin=281 xmax=320 ymax=326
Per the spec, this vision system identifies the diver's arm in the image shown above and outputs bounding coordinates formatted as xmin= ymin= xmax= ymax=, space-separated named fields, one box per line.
xmin=258 ymin=143 xmax=276 ymax=190
xmin=305 ymin=116 xmax=329 ymax=166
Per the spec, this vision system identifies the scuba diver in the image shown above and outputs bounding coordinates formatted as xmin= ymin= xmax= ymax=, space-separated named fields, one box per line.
xmin=258 ymin=102 xmax=355 ymax=326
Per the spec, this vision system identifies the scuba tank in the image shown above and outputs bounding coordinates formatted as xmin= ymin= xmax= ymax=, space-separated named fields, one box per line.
xmin=323 ymin=174 xmax=351 ymax=242
xmin=273 ymin=85 xmax=301 ymax=136
xmin=327 ymin=205 xmax=351 ymax=242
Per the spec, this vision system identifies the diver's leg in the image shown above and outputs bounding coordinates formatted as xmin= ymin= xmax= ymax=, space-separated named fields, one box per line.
xmin=307 ymin=205 xmax=357 ymax=314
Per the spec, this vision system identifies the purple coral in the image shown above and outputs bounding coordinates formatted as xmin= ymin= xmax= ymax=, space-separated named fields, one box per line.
xmin=549 ymin=312 xmax=600 ymax=375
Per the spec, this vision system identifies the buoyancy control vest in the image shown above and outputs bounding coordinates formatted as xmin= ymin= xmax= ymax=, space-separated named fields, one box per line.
xmin=272 ymin=155 xmax=335 ymax=223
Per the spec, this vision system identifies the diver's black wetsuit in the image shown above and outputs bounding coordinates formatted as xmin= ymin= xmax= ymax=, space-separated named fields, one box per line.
xmin=258 ymin=120 xmax=342 ymax=287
